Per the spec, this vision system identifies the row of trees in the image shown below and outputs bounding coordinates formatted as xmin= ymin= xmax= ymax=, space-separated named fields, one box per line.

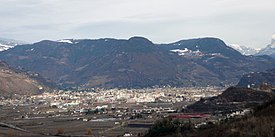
xmin=144 ymin=118 xmax=193 ymax=137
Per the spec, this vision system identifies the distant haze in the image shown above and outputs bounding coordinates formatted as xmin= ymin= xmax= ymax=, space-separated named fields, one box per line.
xmin=0 ymin=0 xmax=275 ymax=48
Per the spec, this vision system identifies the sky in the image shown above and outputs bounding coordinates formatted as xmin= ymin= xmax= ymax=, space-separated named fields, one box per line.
xmin=0 ymin=0 xmax=275 ymax=48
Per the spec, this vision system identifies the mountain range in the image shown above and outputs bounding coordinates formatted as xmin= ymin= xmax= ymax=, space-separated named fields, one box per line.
xmin=228 ymin=34 xmax=275 ymax=59
xmin=228 ymin=44 xmax=260 ymax=55
xmin=0 ymin=37 xmax=274 ymax=89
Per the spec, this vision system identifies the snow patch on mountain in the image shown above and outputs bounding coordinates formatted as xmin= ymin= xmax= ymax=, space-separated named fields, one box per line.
xmin=170 ymin=48 xmax=189 ymax=55
xmin=57 ymin=39 xmax=73 ymax=44
xmin=170 ymin=48 xmax=202 ymax=56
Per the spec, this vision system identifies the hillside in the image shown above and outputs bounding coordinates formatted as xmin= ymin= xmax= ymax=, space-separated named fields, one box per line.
xmin=189 ymin=99 xmax=275 ymax=137
xmin=0 ymin=37 xmax=274 ymax=89
xmin=157 ymin=99 xmax=275 ymax=137
xmin=187 ymin=87 xmax=275 ymax=113
xmin=0 ymin=61 xmax=47 ymax=96
xmin=237 ymin=68 xmax=275 ymax=88
xmin=145 ymin=89 xmax=275 ymax=137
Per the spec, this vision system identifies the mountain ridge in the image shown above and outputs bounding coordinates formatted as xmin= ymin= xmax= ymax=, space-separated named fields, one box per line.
xmin=0 ymin=37 xmax=274 ymax=89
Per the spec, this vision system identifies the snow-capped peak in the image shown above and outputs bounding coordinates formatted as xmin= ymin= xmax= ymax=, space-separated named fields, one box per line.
xmin=57 ymin=39 xmax=73 ymax=44
xmin=272 ymin=34 xmax=275 ymax=40
xmin=230 ymin=44 xmax=243 ymax=51
xmin=229 ymin=44 xmax=259 ymax=55
xmin=0 ymin=37 xmax=28 ymax=52
xmin=0 ymin=43 xmax=14 ymax=51
xmin=256 ymin=34 xmax=275 ymax=58
xmin=271 ymin=34 xmax=275 ymax=46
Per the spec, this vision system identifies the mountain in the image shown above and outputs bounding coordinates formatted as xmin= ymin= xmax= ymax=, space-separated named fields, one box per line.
xmin=237 ymin=68 xmax=275 ymax=88
xmin=255 ymin=34 xmax=275 ymax=59
xmin=187 ymin=87 xmax=275 ymax=113
xmin=158 ymin=38 xmax=275 ymax=85
xmin=229 ymin=44 xmax=260 ymax=55
xmin=0 ymin=37 xmax=29 ymax=51
xmin=0 ymin=37 xmax=274 ymax=89
xmin=0 ymin=61 xmax=48 ymax=96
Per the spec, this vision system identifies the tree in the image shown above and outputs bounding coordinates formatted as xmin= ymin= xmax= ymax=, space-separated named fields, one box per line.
xmin=86 ymin=128 xmax=92 ymax=135
xmin=57 ymin=128 xmax=65 ymax=134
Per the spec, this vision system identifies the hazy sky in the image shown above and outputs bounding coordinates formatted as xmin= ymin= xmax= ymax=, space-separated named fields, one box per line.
xmin=0 ymin=0 xmax=275 ymax=48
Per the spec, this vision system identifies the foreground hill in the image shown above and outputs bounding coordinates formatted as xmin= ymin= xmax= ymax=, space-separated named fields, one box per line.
xmin=187 ymin=87 xmax=275 ymax=113
xmin=189 ymin=99 xmax=275 ymax=137
xmin=0 ymin=37 xmax=274 ymax=88
xmin=145 ymin=88 xmax=275 ymax=137
xmin=149 ymin=98 xmax=275 ymax=137
xmin=0 ymin=61 xmax=47 ymax=96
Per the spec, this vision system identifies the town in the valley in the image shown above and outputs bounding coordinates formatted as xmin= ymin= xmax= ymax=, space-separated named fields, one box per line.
xmin=1 ymin=86 xmax=263 ymax=137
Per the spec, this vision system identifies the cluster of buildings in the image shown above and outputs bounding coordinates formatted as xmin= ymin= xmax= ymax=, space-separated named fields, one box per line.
xmin=1 ymin=87 xmax=260 ymax=136
xmin=0 ymin=87 xmax=223 ymax=120
xmin=1 ymin=87 xmax=222 ymax=105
